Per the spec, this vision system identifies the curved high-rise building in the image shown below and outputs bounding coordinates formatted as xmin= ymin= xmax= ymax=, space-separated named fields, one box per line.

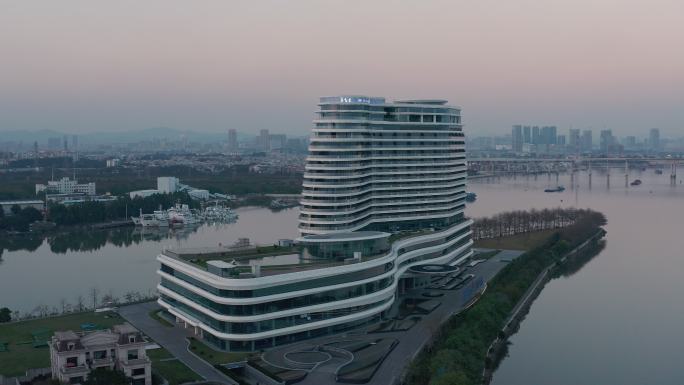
xmin=300 ymin=96 xmax=467 ymax=234
xmin=156 ymin=96 xmax=472 ymax=352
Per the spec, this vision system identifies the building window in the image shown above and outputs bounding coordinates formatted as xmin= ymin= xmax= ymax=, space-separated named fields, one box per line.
xmin=132 ymin=368 xmax=146 ymax=376
xmin=127 ymin=349 xmax=139 ymax=360
xmin=93 ymin=350 xmax=106 ymax=359
xmin=66 ymin=357 xmax=78 ymax=367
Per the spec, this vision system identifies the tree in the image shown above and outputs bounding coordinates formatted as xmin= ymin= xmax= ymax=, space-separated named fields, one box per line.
xmin=432 ymin=371 xmax=469 ymax=385
xmin=90 ymin=287 xmax=100 ymax=309
xmin=20 ymin=207 xmax=43 ymax=223
xmin=0 ymin=307 xmax=11 ymax=323
xmin=83 ymin=368 xmax=128 ymax=385
xmin=10 ymin=204 xmax=20 ymax=216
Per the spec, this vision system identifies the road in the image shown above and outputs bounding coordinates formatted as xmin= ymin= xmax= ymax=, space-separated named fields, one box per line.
xmin=118 ymin=301 xmax=237 ymax=385
xmin=364 ymin=249 xmax=523 ymax=385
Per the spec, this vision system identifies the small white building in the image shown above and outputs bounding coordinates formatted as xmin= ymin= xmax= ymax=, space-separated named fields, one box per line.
xmin=49 ymin=323 xmax=151 ymax=385
xmin=188 ymin=189 xmax=209 ymax=200
xmin=129 ymin=189 xmax=159 ymax=199
xmin=277 ymin=239 xmax=294 ymax=247
xmin=157 ymin=177 xmax=179 ymax=194
xmin=36 ymin=177 xmax=96 ymax=196
xmin=106 ymin=159 xmax=121 ymax=168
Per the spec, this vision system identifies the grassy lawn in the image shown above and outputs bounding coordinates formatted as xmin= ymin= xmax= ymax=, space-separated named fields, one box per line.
xmin=474 ymin=229 xmax=556 ymax=251
xmin=473 ymin=250 xmax=501 ymax=259
xmin=0 ymin=311 xmax=122 ymax=376
xmin=187 ymin=337 xmax=249 ymax=365
xmin=148 ymin=347 xmax=202 ymax=385
xmin=149 ymin=309 xmax=174 ymax=328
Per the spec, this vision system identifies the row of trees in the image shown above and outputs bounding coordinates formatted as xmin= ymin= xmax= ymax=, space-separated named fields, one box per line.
xmin=0 ymin=205 xmax=43 ymax=232
xmin=3 ymin=288 xmax=157 ymax=323
xmin=47 ymin=191 xmax=199 ymax=226
xmin=471 ymin=208 xmax=604 ymax=240
xmin=0 ymin=192 xmax=201 ymax=231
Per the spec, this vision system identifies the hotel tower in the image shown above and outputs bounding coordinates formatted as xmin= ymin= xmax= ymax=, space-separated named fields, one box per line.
xmin=156 ymin=96 xmax=473 ymax=351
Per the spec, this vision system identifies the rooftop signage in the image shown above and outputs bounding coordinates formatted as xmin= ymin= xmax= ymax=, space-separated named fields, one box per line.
xmin=320 ymin=96 xmax=385 ymax=105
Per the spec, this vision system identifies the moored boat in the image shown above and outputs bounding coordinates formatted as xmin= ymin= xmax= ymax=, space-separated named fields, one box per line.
xmin=544 ymin=186 xmax=565 ymax=193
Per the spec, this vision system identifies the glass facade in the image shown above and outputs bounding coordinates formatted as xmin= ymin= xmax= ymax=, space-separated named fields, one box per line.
xmin=160 ymin=275 xmax=393 ymax=316
xmin=300 ymin=96 xmax=466 ymax=235
xmin=160 ymin=262 xmax=394 ymax=298
xmin=300 ymin=237 xmax=389 ymax=260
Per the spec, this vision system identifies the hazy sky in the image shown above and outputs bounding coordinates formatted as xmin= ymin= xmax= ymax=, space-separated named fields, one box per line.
xmin=1 ymin=0 xmax=683 ymax=137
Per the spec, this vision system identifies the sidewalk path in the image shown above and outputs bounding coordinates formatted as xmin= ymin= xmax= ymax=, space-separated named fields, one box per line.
xmin=118 ymin=301 xmax=237 ymax=385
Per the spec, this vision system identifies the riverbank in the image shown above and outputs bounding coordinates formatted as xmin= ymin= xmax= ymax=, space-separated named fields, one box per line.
xmin=405 ymin=211 xmax=606 ymax=385
xmin=0 ymin=194 xmax=295 ymax=239
xmin=482 ymin=229 xmax=606 ymax=384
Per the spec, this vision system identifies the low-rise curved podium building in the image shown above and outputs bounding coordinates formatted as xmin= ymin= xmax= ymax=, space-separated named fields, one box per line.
xmin=157 ymin=96 xmax=473 ymax=351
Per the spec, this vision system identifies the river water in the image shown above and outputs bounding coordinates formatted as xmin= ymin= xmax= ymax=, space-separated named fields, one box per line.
xmin=480 ymin=170 xmax=684 ymax=385
xmin=0 ymin=207 xmax=300 ymax=315
xmin=1 ymin=170 xmax=682 ymax=383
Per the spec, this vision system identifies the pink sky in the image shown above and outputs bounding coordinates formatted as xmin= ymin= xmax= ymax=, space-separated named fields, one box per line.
xmin=1 ymin=0 xmax=683 ymax=136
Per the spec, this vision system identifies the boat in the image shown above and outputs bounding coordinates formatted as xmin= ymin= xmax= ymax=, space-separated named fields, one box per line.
xmin=544 ymin=186 xmax=565 ymax=193
xmin=133 ymin=204 xmax=236 ymax=227
xmin=465 ymin=192 xmax=477 ymax=203
xmin=630 ymin=179 xmax=642 ymax=186
xmin=140 ymin=213 xmax=161 ymax=227
xmin=270 ymin=199 xmax=298 ymax=210
xmin=203 ymin=205 xmax=238 ymax=221
xmin=655 ymin=169 xmax=663 ymax=175
xmin=153 ymin=208 xmax=170 ymax=227
xmin=167 ymin=203 xmax=198 ymax=225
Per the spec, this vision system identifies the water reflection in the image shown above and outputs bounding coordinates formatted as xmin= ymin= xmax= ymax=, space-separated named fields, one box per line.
xmin=0 ymin=235 xmax=43 ymax=254
xmin=488 ymin=240 xmax=606 ymax=377
xmin=551 ymin=240 xmax=606 ymax=279
xmin=0 ymin=225 xmax=208 ymax=255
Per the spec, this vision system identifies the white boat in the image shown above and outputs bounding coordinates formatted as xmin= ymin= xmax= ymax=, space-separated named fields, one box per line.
xmin=131 ymin=216 xmax=141 ymax=226
xmin=167 ymin=204 xmax=198 ymax=226
xmin=140 ymin=213 xmax=161 ymax=227
xmin=153 ymin=209 xmax=170 ymax=227
xmin=203 ymin=205 xmax=238 ymax=221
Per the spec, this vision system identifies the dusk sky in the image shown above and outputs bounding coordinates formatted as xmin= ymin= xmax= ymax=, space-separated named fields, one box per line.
xmin=1 ymin=0 xmax=683 ymax=137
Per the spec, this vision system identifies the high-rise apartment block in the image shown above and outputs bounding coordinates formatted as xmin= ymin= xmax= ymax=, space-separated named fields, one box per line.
xmin=228 ymin=129 xmax=238 ymax=151
xmin=649 ymin=128 xmax=660 ymax=151
xmin=512 ymin=125 xmax=523 ymax=152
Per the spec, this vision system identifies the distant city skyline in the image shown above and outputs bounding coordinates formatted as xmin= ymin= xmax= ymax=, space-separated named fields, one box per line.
xmin=1 ymin=0 xmax=683 ymax=136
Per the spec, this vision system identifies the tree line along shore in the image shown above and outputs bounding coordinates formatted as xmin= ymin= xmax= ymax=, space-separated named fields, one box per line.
xmin=405 ymin=208 xmax=607 ymax=385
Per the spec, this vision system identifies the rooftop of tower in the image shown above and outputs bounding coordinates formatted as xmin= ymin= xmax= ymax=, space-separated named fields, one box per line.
xmin=319 ymin=96 xmax=453 ymax=107
xmin=394 ymin=99 xmax=448 ymax=105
